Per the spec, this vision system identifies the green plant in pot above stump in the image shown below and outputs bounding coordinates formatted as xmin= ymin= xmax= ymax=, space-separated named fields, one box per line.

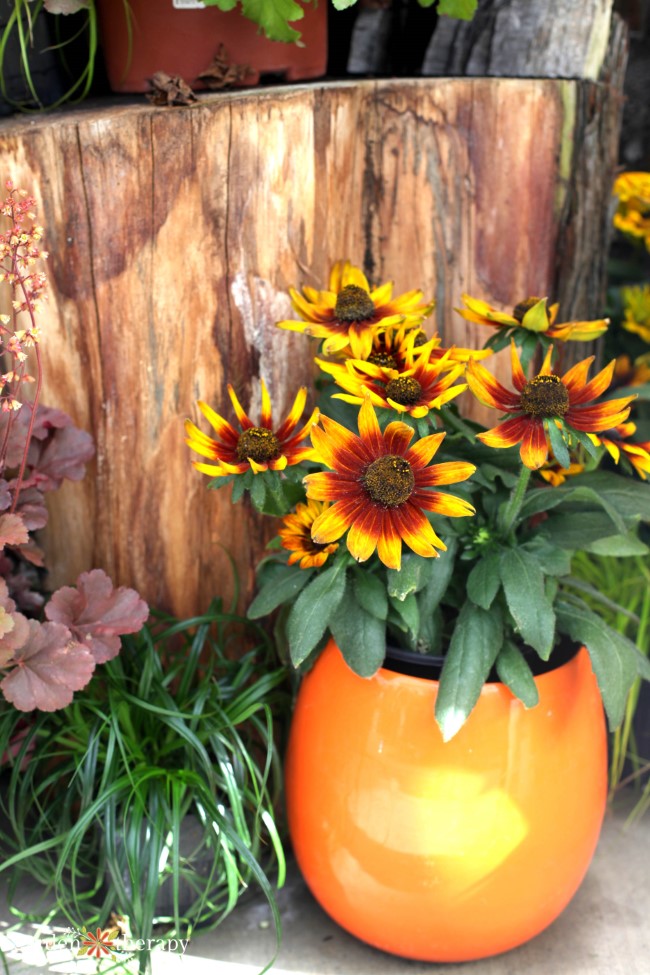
xmin=187 ymin=259 xmax=650 ymax=962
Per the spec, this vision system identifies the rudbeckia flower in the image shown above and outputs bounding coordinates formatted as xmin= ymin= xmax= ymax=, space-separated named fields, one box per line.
xmin=278 ymin=500 xmax=339 ymax=568
xmin=466 ymin=342 xmax=635 ymax=470
xmin=613 ymin=353 xmax=650 ymax=388
xmin=277 ymin=260 xmax=435 ymax=359
xmin=621 ymin=285 xmax=650 ymax=344
xmin=538 ymin=461 xmax=585 ymax=486
xmin=303 ymin=398 xmax=476 ymax=570
xmin=359 ymin=323 xmax=491 ymax=372
xmin=185 ymin=379 xmax=318 ymax=477
xmin=456 ymin=294 xmax=609 ymax=342
xmin=316 ymin=346 xmax=467 ymax=419
xmin=590 ymin=422 xmax=650 ymax=481
xmin=613 ymin=172 xmax=650 ymax=250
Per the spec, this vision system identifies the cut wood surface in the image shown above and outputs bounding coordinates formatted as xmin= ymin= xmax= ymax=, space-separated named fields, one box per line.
xmin=0 ymin=74 xmax=624 ymax=617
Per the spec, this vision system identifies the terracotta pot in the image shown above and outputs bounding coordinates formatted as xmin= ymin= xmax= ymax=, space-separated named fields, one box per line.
xmin=284 ymin=638 xmax=607 ymax=962
xmin=96 ymin=0 xmax=328 ymax=93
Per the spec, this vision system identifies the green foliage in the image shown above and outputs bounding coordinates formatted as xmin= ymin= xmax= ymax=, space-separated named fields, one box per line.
xmin=0 ymin=0 xmax=100 ymax=111
xmin=435 ymin=601 xmax=503 ymax=742
xmin=0 ymin=603 xmax=288 ymax=969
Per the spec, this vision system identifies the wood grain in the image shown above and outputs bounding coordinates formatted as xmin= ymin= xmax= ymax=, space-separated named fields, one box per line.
xmin=0 ymin=74 xmax=624 ymax=617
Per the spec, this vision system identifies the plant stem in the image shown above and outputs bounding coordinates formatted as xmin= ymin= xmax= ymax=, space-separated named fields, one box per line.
xmin=498 ymin=464 xmax=532 ymax=537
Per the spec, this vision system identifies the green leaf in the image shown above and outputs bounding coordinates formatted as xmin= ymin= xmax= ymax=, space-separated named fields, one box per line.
xmin=520 ymin=297 xmax=550 ymax=332
xmin=389 ymin=592 xmax=419 ymax=644
xmin=495 ymin=642 xmax=540 ymax=709
xmin=518 ymin=332 xmax=541 ymax=374
xmin=231 ymin=473 xmax=250 ymax=504
xmin=239 ymin=0 xmax=307 ymax=42
xmin=330 ymin=0 xmax=358 ymax=9
xmin=247 ymin=565 xmax=314 ymax=618
xmin=353 ymin=570 xmax=388 ymax=620
xmin=541 ymin=512 xmax=647 ymax=555
xmin=556 ymin=598 xmax=638 ymax=729
xmin=588 ymin=532 xmax=649 ymax=556
xmin=544 ymin=419 xmax=571 ymax=471
xmin=499 ymin=549 xmax=555 ymax=658
xmin=565 ymin=471 xmax=650 ymax=522
xmin=436 ymin=0 xmax=478 ymax=19
xmin=330 ymin=588 xmax=386 ymax=677
xmin=467 ymin=551 xmax=501 ymax=610
xmin=567 ymin=425 xmax=600 ymax=460
xmin=415 ymin=538 xmax=458 ymax=610
xmin=520 ymin=537 xmax=572 ymax=576
xmin=435 ymin=601 xmax=503 ymax=741
xmin=387 ymin=554 xmax=434 ymax=601
xmin=287 ymin=564 xmax=347 ymax=667
xmin=635 ymin=650 xmax=650 ymax=681
xmin=249 ymin=473 xmax=267 ymax=510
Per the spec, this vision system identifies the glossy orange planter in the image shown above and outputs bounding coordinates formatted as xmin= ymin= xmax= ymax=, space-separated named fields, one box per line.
xmin=97 ymin=0 xmax=327 ymax=93
xmin=284 ymin=639 xmax=607 ymax=962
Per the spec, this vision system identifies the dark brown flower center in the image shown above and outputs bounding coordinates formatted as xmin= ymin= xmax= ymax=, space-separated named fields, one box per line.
xmin=520 ymin=375 xmax=569 ymax=417
xmin=412 ymin=330 xmax=428 ymax=347
xmin=362 ymin=454 xmax=415 ymax=507
xmin=512 ymin=296 xmax=544 ymax=323
xmin=236 ymin=427 xmax=281 ymax=463
xmin=334 ymin=285 xmax=375 ymax=323
xmin=367 ymin=352 xmax=398 ymax=368
xmin=385 ymin=376 xmax=422 ymax=406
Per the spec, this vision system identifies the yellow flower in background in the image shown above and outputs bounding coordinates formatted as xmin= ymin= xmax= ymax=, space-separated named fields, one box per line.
xmin=456 ymin=294 xmax=609 ymax=342
xmin=614 ymin=353 xmax=650 ymax=388
xmin=185 ymin=380 xmax=318 ymax=477
xmin=277 ymin=260 xmax=435 ymax=359
xmin=621 ymin=285 xmax=650 ymax=343
xmin=613 ymin=171 xmax=650 ymax=250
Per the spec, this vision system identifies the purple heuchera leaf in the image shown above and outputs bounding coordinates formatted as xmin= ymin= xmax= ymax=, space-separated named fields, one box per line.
xmin=28 ymin=424 xmax=95 ymax=491
xmin=0 ymin=513 xmax=29 ymax=549
xmin=0 ymin=480 xmax=12 ymax=512
xmin=0 ymin=620 xmax=95 ymax=712
xmin=9 ymin=487 xmax=48 ymax=532
xmin=0 ymin=405 xmax=95 ymax=490
xmin=45 ymin=569 xmax=149 ymax=664
xmin=0 ymin=578 xmax=30 ymax=667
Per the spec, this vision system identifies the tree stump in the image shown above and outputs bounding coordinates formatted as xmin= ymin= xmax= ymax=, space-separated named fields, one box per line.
xmin=0 ymin=68 xmax=625 ymax=617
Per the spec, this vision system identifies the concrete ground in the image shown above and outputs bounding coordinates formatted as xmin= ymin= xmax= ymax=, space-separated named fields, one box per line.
xmin=1 ymin=797 xmax=648 ymax=975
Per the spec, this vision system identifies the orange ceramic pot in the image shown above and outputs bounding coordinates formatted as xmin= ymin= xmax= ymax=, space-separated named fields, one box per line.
xmin=284 ymin=638 xmax=607 ymax=962
xmin=97 ymin=0 xmax=327 ymax=93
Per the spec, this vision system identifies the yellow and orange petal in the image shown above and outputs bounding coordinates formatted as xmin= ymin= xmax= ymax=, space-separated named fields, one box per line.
xmin=319 ymin=347 xmax=467 ymax=419
xmin=185 ymin=379 xmax=319 ymax=477
xmin=456 ymin=293 xmax=608 ymax=342
xmin=277 ymin=260 xmax=435 ymax=359
xmin=591 ymin=423 xmax=650 ymax=481
xmin=468 ymin=341 xmax=635 ymax=470
xmin=538 ymin=462 xmax=585 ymax=486
xmin=278 ymin=500 xmax=339 ymax=568
xmin=303 ymin=398 xmax=475 ymax=570
xmin=614 ymin=353 xmax=650 ymax=388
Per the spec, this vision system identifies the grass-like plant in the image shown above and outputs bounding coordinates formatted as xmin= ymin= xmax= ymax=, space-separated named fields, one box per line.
xmin=570 ymin=551 xmax=650 ymax=821
xmin=0 ymin=600 xmax=288 ymax=972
